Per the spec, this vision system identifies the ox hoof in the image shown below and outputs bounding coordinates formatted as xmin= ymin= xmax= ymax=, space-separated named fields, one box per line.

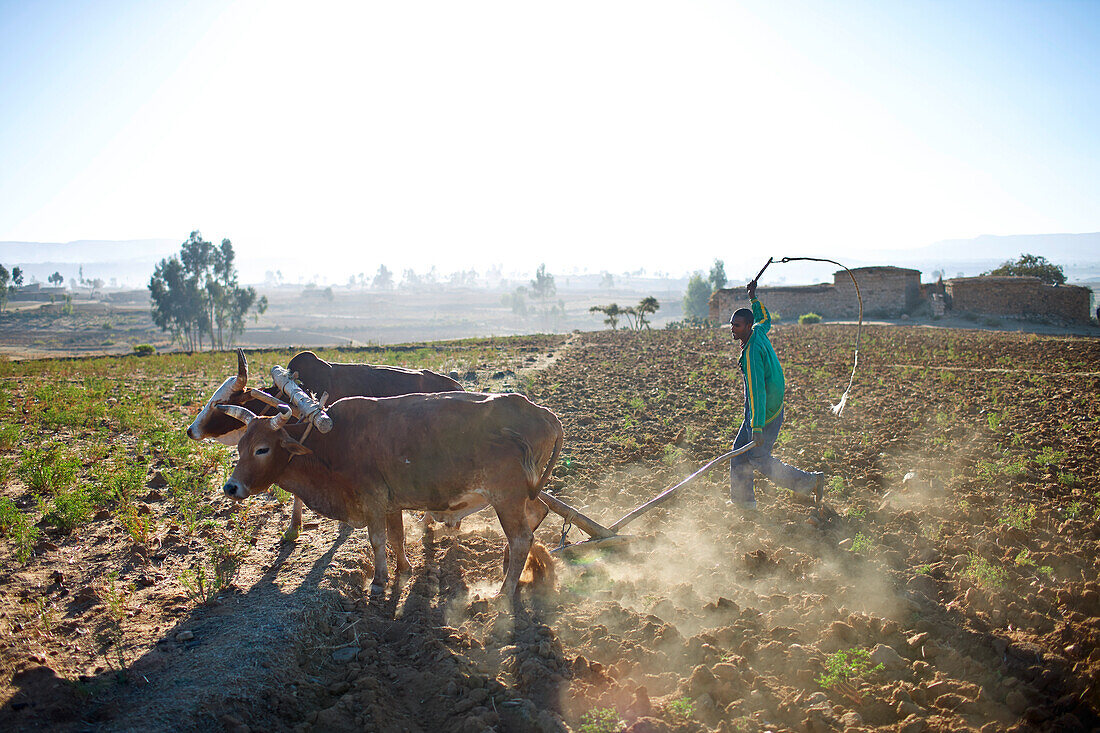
xmin=368 ymin=582 xmax=386 ymax=598
xmin=281 ymin=526 xmax=300 ymax=544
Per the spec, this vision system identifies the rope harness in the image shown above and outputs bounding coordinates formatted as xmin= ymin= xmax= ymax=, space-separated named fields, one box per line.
xmin=755 ymin=256 xmax=864 ymax=417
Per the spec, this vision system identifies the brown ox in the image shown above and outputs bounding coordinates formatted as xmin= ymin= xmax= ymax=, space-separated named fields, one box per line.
xmin=219 ymin=392 xmax=561 ymax=597
xmin=187 ymin=350 xmax=462 ymax=568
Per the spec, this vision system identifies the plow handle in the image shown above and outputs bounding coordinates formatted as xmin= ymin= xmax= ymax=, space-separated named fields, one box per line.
xmin=608 ymin=442 xmax=757 ymax=533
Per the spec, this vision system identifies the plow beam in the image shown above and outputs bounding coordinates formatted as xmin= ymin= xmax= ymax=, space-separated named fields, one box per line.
xmin=538 ymin=491 xmax=616 ymax=540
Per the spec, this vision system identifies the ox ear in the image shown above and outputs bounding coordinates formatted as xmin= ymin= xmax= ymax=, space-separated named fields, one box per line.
xmin=279 ymin=436 xmax=312 ymax=456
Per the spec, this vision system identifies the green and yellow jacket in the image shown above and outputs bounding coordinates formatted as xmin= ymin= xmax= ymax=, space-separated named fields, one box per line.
xmin=739 ymin=298 xmax=785 ymax=436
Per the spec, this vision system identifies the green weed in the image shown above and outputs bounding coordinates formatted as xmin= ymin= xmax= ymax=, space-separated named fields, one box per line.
xmin=119 ymin=506 xmax=156 ymax=546
xmin=986 ymin=412 xmax=1002 ymax=431
xmin=1058 ymin=472 xmax=1080 ymax=488
xmin=0 ymin=423 xmax=19 ymax=450
xmin=850 ymin=532 xmax=873 ymax=553
xmin=178 ymin=507 xmax=256 ymax=604
xmin=20 ymin=445 xmax=80 ymax=495
xmin=662 ymin=444 xmax=686 ymax=466
xmin=579 ymin=707 xmax=623 ymax=733
xmin=665 ymin=696 xmax=696 ymax=722
xmin=1033 ymin=446 xmax=1066 ymax=468
xmin=0 ymin=497 xmax=40 ymax=561
xmin=964 ymin=552 xmax=1006 ymax=589
xmin=96 ymin=571 xmax=132 ymax=671
xmin=816 ymin=648 xmax=884 ymax=689
xmin=42 ymin=485 xmax=93 ymax=533
xmin=166 ymin=468 xmax=213 ymax=535
xmin=827 ymin=475 xmax=846 ymax=495
xmin=999 ymin=503 xmax=1036 ymax=531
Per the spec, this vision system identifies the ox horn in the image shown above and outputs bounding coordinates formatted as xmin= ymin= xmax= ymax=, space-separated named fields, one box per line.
xmin=217 ymin=404 xmax=257 ymax=425
xmin=248 ymin=388 xmax=292 ymax=411
xmin=270 ymin=404 xmax=293 ymax=430
xmin=232 ymin=348 xmax=248 ymax=392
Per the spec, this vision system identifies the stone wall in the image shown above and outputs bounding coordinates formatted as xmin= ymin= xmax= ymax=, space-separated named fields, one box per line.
xmin=709 ymin=266 xmax=921 ymax=322
xmin=946 ymin=277 xmax=1092 ymax=324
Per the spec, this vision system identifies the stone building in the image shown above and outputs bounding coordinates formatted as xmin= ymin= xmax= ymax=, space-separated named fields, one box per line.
xmin=708 ymin=265 xmax=1094 ymax=326
xmin=709 ymin=266 xmax=922 ymax=323
xmin=945 ymin=276 xmax=1092 ymax=324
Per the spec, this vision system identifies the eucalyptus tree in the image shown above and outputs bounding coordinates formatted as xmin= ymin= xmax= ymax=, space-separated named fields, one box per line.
xmin=148 ymin=231 xmax=267 ymax=351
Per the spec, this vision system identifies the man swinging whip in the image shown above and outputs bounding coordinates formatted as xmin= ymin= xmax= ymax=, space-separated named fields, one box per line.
xmin=728 ymin=278 xmax=824 ymax=511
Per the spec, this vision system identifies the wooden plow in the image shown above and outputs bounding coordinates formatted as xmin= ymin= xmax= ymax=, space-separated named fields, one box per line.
xmin=253 ymin=364 xmax=758 ymax=558
xmin=541 ymin=442 xmax=757 ymax=556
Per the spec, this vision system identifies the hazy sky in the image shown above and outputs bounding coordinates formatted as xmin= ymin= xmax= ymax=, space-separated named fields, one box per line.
xmin=2 ymin=0 xmax=1098 ymax=276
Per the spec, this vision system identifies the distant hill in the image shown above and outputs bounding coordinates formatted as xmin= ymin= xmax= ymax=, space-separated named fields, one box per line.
xmin=0 ymin=239 xmax=179 ymax=264
xmin=0 ymin=239 xmax=180 ymax=288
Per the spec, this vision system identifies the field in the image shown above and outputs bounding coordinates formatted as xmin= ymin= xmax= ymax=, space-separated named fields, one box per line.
xmin=1 ymin=325 xmax=1098 ymax=732
xmin=0 ymin=279 xmax=687 ymax=359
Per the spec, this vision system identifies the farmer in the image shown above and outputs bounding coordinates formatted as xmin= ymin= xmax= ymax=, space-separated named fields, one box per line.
xmin=728 ymin=279 xmax=824 ymax=511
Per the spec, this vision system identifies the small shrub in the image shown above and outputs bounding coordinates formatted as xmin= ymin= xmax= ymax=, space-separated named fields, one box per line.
xmin=665 ymin=697 xmax=696 ymax=723
xmin=579 ymin=707 xmax=623 ymax=733
xmin=964 ymin=552 xmax=1006 ymax=589
xmin=42 ymin=485 xmax=93 ymax=533
xmin=133 ymin=344 xmax=156 ymax=356
xmin=850 ymin=532 xmax=873 ymax=553
xmin=179 ymin=507 xmax=256 ymax=604
xmin=798 ymin=312 xmax=822 ymax=324
xmin=96 ymin=571 xmax=132 ymax=670
xmin=119 ymin=506 xmax=156 ymax=546
xmin=0 ymin=497 xmax=40 ymax=562
xmin=816 ymin=648 xmax=884 ymax=689
xmin=0 ymin=423 xmax=19 ymax=450
xmin=998 ymin=503 xmax=1035 ymax=531
xmin=661 ymin=444 xmax=686 ymax=466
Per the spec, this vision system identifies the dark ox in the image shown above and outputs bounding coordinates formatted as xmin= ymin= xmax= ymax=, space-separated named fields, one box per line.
xmin=186 ymin=350 xmax=462 ymax=557
xmin=219 ymin=392 xmax=562 ymax=597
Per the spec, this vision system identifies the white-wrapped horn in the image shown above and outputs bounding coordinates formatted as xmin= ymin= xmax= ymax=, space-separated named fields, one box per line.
xmin=271 ymin=366 xmax=334 ymax=433
xmin=218 ymin=404 xmax=257 ymax=425
xmin=270 ymin=404 xmax=293 ymax=430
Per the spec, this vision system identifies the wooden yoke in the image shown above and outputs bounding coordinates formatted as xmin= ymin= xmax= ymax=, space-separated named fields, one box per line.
xmin=271 ymin=366 xmax=334 ymax=434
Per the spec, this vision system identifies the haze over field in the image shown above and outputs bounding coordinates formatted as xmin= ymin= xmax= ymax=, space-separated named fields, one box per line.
xmin=2 ymin=1 xmax=1099 ymax=285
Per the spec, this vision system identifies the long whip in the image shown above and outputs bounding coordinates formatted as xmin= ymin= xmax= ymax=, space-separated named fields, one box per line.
xmin=754 ymin=256 xmax=863 ymax=417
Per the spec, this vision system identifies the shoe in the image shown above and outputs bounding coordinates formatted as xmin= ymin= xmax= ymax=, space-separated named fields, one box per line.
xmin=792 ymin=473 xmax=825 ymax=506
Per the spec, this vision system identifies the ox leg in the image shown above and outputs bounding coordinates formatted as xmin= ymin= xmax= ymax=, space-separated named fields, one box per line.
xmin=494 ymin=502 xmax=534 ymax=599
xmin=386 ymin=511 xmax=412 ymax=575
xmin=282 ymin=496 xmax=304 ymax=543
xmin=366 ymin=514 xmax=389 ymax=596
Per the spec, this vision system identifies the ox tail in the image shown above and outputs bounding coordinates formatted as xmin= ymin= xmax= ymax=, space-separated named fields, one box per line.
xmin=519 ymin=542 xmax=556 ymax=592
xmin=501 ymin=420 xmax=563 ymax=500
